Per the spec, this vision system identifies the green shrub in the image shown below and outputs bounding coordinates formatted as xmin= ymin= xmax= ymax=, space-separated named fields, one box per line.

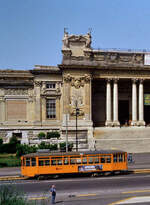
xmin=16 ymin=144 xmax=37 ymax=157
xmin=38 ymin=132 xmax=46 ymax=139
xmin=9 ymin=135 xmax=19 ymax=145
xmin=60 ymin=142 xmax=73 ymax=152
xmin=46 ymin=131 xmax=60 ymax=139
xmin=38 ymin=142 xmax=57 ymax=151
xmin=0 ymin=138 xmax=3 ymax=145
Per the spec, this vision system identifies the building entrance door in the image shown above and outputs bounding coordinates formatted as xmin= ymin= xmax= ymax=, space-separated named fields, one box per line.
xmin=119 ymin=100 xmax=129 ymax=126
xmin=144 ymin=106 xmax=150 ymax=125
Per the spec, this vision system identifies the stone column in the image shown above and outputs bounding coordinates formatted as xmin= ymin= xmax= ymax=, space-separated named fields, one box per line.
xmin=113 ymin=79 xmax=120 ymax=126
xmin=131 ymin=79 xmax=138 ymax=126
xmin=138 ymin=79 xmax=145 ymax=126
xmin=105 ymin=79 xmax=113 ymax=126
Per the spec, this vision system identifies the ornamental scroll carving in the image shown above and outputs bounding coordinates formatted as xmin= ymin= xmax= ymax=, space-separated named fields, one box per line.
xmin=4 ymin=89 xmax=28 ymax=95
xmin=64 ymin=74 xmax=91 ymax=89
xmin=34 ymin=81 xmax=42 ymax=87
xmin=62 ymin=30 xmax=92 ymax=50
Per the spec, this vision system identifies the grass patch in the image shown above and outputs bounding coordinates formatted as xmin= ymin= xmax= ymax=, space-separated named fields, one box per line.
xmin=0 ymin=154 xmax=21 ymax=168
xmin=0 ymin=185 xmax=36 ymax=205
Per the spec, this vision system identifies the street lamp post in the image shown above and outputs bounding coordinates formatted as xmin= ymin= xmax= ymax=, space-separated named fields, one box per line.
xmin=75 ymin=101 xmax=80 ymax=152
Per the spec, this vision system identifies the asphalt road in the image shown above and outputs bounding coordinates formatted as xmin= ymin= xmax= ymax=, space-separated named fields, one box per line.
xmin=1 ymin=173 xmax=150 ymax=204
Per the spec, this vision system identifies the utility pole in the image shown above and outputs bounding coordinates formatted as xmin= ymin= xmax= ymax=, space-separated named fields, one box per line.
xmin=65 ymin=114 xmax=68 ymax=152
xmin=75 ymin=101 xmax=80 ymax=152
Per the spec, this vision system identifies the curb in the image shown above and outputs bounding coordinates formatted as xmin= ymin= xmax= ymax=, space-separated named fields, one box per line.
xmin=0 ymin=176 xmax=28 ymax=181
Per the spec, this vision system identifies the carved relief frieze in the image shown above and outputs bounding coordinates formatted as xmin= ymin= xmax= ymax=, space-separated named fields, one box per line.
xmin=4 ymin=89 xmax=28 ymax=95
xmin=106 ymin=53 xmax=118 ymax=63
xmin=69 ymin=94 xmax=84 ymax=116
xmin=119 ymin=54 xmax=133 ymax=63
xmin=64 ymin=74 xmax=91 ymax=89
xmin=134 ymin=54 xmax=143 ymax=64
xmin=94 ymin=53 xmax=105 ymax=61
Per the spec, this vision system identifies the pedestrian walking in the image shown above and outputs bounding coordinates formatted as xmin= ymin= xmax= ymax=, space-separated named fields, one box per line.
xmin=50 ymin=184 xmax=56 ymax=204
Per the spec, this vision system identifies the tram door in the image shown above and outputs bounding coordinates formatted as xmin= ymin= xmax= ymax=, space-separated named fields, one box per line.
xmin=119 ymin=100 xmax=129 ymax=126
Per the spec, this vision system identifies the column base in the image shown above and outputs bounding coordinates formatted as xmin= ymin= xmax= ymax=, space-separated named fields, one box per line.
xmin=113 ymin=121 xmax=120 ymax=127
xmin=138 ymin=120 xmax=145 ymax=126
xmin=131 ymin=121 xmax=138 ymax=126
xmin=105 ymin=121 xmax=113 ymax=127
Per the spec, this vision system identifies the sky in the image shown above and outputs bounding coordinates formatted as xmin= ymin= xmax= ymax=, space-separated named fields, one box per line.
xmin=0 ymin=0 xmax=150 ymax=70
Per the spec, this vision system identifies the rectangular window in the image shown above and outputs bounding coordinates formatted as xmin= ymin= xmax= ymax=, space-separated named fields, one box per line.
xmin=88 ymin=157 xmax=94 ymax=164
xmin=64 ymin=157 xmax=69 ymax=165
xmin=46 ymin=99 xmax=56 ymax=119
xmin=94 ymin=157 xmax=99 ymax=164
xmin=45 ymin=160 xmax=50 ymax=166
xmin=119 ymin=154 xmax=123 ymax=162
xmin=26 ymin=158 xmax=30 ymax=166
xmin=100 ymin=156 xmax=105 ymax=163
xmin=39 ymin=160 xmax=44 ymax=166
xmin=31 ymin=158 xmax=36 ymax=166
xmin=113 ymin=154 xmax=117 ymax=163
xmin=82 ymin=157 xmax=87 ymax=164
xmin=70 ymin=157 xmax=76 ymax=164
xmin=46 ymin=82 xmax=56 ymax=89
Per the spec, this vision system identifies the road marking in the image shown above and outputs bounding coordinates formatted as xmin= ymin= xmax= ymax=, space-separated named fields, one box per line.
xmin=108 ymin=197 xmax=134 ymax=205
xmin=77 ymin=193 xmax=97 ymax=197
xmin=114 ymin=196 xmax=150 ymax=204
xmin=29 ymin=197 xmax=48 ymax=200
xmin=123 ymin=189 xmax=150 ymax=194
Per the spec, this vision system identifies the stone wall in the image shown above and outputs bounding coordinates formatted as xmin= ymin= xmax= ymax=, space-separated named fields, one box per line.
xmin=94 ymin=127 xmax=150 ymax=153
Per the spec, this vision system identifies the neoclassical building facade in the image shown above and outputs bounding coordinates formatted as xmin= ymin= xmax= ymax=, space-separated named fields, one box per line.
xmin=1 ymin=32 xmax=150 ymax=152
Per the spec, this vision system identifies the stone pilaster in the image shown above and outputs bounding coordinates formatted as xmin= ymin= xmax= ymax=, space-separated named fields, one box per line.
xmin=0 ymin=98 xmax=5 ymax=122
xmin=138 ymin=79 xmax=145 ymax=126
xmin=105 ymin=79 xmax=113 ymax=126
xmin=113 ymin=79 xmax=120 ymax=126
xmin=34 ymin=81 xmax=42 ymax=123
xmin=131 ymin=79 xmax=138 ymax=126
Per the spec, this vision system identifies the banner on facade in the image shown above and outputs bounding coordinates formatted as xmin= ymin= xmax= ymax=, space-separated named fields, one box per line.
xmin=144 ymin=54 xmax=150 ymax=65
xmin=144 ymin=94 xmax=150 ymax=105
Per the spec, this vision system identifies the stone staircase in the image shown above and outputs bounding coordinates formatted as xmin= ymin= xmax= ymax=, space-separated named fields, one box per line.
xmin=94 ymin=127 xmax=150 ymax=153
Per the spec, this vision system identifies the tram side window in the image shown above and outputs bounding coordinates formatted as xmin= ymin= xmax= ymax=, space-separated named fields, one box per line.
xmin=106 ymin=155 xmax=111 ymax=163
xmin=82 ymin=157 xmax=87 ymax=164
xmin=89 ymin=157 xmax=94 ymax=164
xmin=64 ymin=157 xmax=69 ymax=165
xmin=39 ymin=160 xmax=44 ymax=166
xmin=100 ymin=156 xmax=105 ymax=163
xmin=31 ymin=158 xmax=36 ymax=166
xmin=26 ymin=158 xmax=30 ymax=166
xmin=113 ymin=154 xmax=117 ymax=163
xmin=70 ymin=157 xmax=76 ymax=164
xmin=51 ymin=158 xmax=57 ymax=165
xmin=119 ymin=154 xmax=123 ymax=162
xmin=58 ymin=158 xmax=63 ymax=165
xmin=94 ymin=156 xmax=99 ymax=164
xmin=76 ymin=158 xmax=82 ymax=164
xmin=45 ymin=160 xmax=50 ymax=166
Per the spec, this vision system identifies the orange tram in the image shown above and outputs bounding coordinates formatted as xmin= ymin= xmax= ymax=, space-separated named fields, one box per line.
xmin=21 ymin=150 xmax=128 ymax=179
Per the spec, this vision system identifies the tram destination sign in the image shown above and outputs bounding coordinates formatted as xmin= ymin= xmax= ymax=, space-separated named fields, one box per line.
xmin=144 ymin=94 xmax=150 ymax=105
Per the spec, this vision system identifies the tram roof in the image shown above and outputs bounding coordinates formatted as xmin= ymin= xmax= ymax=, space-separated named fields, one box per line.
xmin=22 ymin=150 xmax=126 ymax=158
